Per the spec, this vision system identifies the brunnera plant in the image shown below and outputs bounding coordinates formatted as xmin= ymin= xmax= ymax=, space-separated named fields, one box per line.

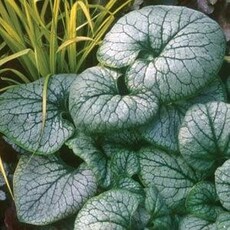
xmin=0 ymin=5 xmax=229 ymax=230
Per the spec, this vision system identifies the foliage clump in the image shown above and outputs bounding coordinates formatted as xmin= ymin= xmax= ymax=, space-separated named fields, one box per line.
xmin=0 ymin=5 xmax=229 ymax=230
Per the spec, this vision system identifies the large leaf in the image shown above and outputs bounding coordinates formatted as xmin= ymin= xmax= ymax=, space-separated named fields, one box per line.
xmin=139 ymin=148 xmax=202 ymax=210
xmin=179 ymin=216 xmax=217 ymax=230
xmin=69 ymin=66 xmax=159 ymax=133
xmin=97 ymin=5 xmax=226 ymax=102
xmin=74 ymin=189 xmax=141 ymax=230
xmin=0 ymin=74 xmax=76 ymax=154
xmin=215 ymin=159 xmax=230 ymax=211
xmin=186 ymin=181 xmax=223 ymax=221
xmin=179 ymin=101 xmax=230 ymax=172
xmin=13 ymin=155 xmax=97 ymax=225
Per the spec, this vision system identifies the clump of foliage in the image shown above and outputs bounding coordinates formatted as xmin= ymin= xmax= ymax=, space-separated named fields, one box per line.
xmin=0 ymin=5 xmax=229 ymax=229
xmin=0 ymin=0 xmax=131 ymax=91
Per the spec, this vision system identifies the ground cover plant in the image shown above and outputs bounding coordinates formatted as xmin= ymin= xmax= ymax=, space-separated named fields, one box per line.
xmin=0 ymin=4 xmax=230 ymax=230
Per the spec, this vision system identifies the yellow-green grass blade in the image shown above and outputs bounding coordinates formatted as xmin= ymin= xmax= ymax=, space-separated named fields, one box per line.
xmin=224 ymin=56 xmax=230 ymax=63
xmin=0 ymin=49 xmax=31 ymax=66
xmin=67 ymin=1 xmax=78 ymax=72
xmin=40 ymin=74 xmax=52 ymax=151
xmin=0 ymin=85 xmax=16 ymax=92
xmin=57 ymin=36 xmax=93 ymax=53
xmin=40 ymin=0 xmax=49 ymax=22
xmin=0 ymin=19 xmax=25 ymax=47
xmin=22 ymin=1 xmax=49 ymax=77
xmin=0 ymin=156 xmax=14 ymax=200
xmin=0 ymin=69 xmax=30 ymax=84
xmin=76 ymin=15 xmax=114 ymax=71
xmin=77 ymin=0 xmax=94 ymax=34
xmin=49 ymin=0 xmax=60 ymax=74
xmin=1 ymin=77 xmax=23 ymax=85
xmin=4 ymin=0 xmax=25 ymax=41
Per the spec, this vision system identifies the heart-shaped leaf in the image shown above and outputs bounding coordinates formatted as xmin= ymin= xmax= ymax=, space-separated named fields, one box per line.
xmin=186 ymin=181 xmax=223 ymax=221
xmin=13 ymin=155 xmax=97 ymax=225
xmin=74 ymin=189 xmax=141 ymax=230
xmin=0 ymin=74 xmax=76 ymax=154
xmin=144 ymin=186 xmax=172 ymax=229
xmin=97 ymin=5 xmax=226 ymax=102
xmin=179 ymin=216 xmax=217 ymax=230
xmin=216 ymin=212 xmax=230 ymax=230
xmin=139 ymin=148 xmax=202 ymax=210
xmin=69 ymin=66 xmax=159 ymax=133
xmin=113 ymin=177 xmax=144 ymax=196
xmin=110 ymin=149 xmax=140 ymax=177
xmin=179 ymin=101 xmax=230 ymax=172
xmin=215 ymin=159 xmax=230 ymax=211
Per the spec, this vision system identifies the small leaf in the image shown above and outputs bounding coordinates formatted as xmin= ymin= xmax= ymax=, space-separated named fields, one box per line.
xmin=215 ymin=159 xmax=230 ymax=211
xmin=69 ymin=66 xmax=159 ymax=133
xmin=104 ymin=128 xmax=142 ymax=146
xmin=144 ymin=186 xmax=172 ymax=229
xmin=186 ymin=181 xmax=223 ymax=221
xmin=110 ymin=149 xmax=140 ymax=177
xmin=67 ymin=133 xmax=111 ymax=188
xmin=216 ymin=212 xmax=230 ymax=230
xmin=142 ymin=105 xmax=184 ymax=152
xmin=179 ymin=101 xmax=230 ymax=172
xmin=74 ymin=189 xmax=141 ymax=230
xmin=0 ymin=74 xmax=76 ymax=154
xmin=132 ymin=207 xmax=151 ymax=230
xmin=113 ymin=177 xmax=144 ymax=196
xmin=139 ymin=148 xmax=202 ymax=210
xmin=179 ymin=216 xmax=217 ymax=230
xmin=13 ymin=155 xmax=97 ymax=225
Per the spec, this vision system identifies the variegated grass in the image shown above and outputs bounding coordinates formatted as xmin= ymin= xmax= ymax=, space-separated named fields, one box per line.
xmin=0 ymin=0 xmax=132 ymax=91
